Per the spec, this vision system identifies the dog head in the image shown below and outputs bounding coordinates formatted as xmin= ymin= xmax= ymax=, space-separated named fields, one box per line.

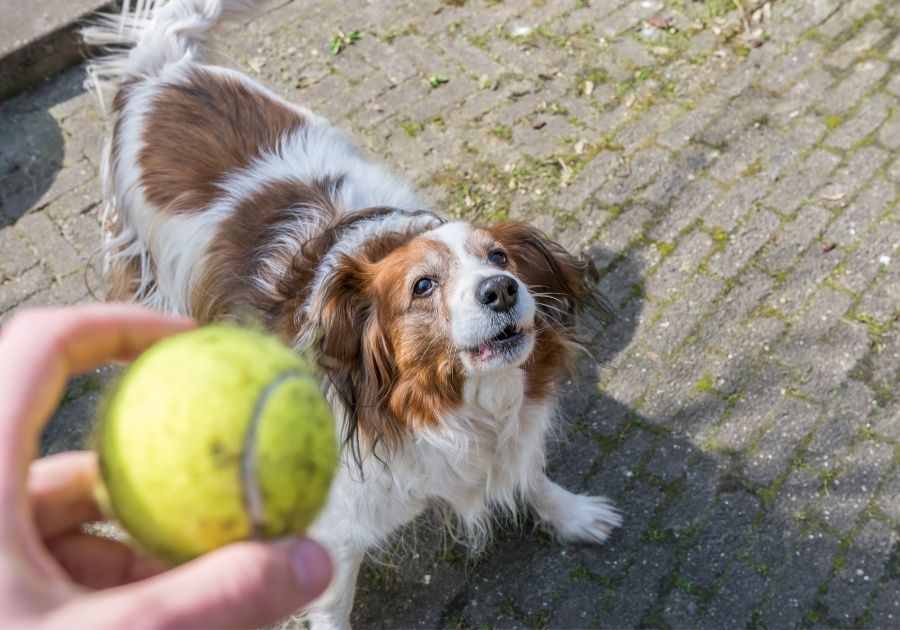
xmin=307 ymin=217 xmax=612 ymax=459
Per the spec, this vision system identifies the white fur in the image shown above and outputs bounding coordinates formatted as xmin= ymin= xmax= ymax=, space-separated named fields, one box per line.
xmin=426 ymin=222 xmax=538 ymax=369
xmin=85 ymin=2 xmax=621 ymax=628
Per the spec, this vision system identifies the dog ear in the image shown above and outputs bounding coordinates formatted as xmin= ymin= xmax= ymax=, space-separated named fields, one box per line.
xmin=316 ymin=254 xmax=402 ymax=467
xmin=488 ymin=221 xmax=613 ymax=330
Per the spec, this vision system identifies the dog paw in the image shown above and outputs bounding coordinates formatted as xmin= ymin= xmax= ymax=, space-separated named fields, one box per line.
xmin=547 ymin=493 xmax=622 ymax=544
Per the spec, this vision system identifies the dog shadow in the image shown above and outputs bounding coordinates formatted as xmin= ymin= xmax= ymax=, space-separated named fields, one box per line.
xmin=0 ymin=73 xmax=75 ymax=228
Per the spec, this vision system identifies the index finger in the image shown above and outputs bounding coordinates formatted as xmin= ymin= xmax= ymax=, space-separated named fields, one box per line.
xmin=0 ymin=304 xmax=194 ymax=506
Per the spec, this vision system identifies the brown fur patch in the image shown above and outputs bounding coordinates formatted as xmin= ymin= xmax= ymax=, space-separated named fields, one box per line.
xmin=318 ymin=234 xmax=464 ymax=462
xmin=373 ymin=238 xmax=464 ymax=429
xmin=137 ymin=68 xmax=304 ymax=213
xmin=190 ymin=176 xmax=345 ymax=330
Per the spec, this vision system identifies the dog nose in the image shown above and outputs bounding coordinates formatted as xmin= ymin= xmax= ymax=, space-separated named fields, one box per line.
xmin=476 ymin=275 xmax=518 ymax=312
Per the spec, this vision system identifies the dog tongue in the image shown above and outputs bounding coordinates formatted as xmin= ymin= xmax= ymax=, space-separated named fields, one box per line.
xmin=479 ymin=342 xmax=494 ymax=361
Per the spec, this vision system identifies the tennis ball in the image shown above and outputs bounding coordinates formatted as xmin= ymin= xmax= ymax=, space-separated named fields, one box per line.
xmin=95 ymin=325 xmax=337 ymax=565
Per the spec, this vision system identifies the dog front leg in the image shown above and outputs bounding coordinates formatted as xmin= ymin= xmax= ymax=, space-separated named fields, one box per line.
xmin=529 ymin=473 xmax=622 ymax=544
xmin=303 ymin=544 xmax=365 ymax=630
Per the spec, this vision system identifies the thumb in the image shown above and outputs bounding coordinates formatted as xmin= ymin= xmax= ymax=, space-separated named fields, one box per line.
xmin=84 ymin=537 xmax=332 ymax=629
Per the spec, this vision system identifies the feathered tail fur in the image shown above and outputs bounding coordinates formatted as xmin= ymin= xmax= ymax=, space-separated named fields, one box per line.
xmin=82 ymin=0 xmax=255 ymax=308
xmin=83 ymin=0 xmax=254 ymax=109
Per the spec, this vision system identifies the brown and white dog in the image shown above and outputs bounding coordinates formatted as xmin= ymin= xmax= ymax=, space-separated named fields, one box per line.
xmin=85 ymin=1 xmax=621 ymax=626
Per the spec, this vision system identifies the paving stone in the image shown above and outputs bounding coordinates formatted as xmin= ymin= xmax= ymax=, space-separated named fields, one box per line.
xmin=554 ymin=0 xmax=629 ymax=34
xmin=0 ymin=263 xmax=50 ymax=314
xmin=594 ymin=147 xmax=672 ymax=207
xmin=763 ymin=148 xmax=841 ymax=214
xmin=819 ymin=145 xmax=891 ymax=205
xmin=698 ymin=87 xmax=772 ymax=149
xmin=552 ymin=150 xmax=620 ymax=213
xmin=643 ymin=435 xmax=693 ymax=484
xmin=744 ymin=396 xmax=823 ymax=486
xmin=647 ymin=177 xmax=720 ymax=242
xmin=597 ymin=545 xmax=676 ymax=628
xmin=760 ymin=533 xmax=841 ymax=629
xmin=635 ymin=145 xmax=717 ymax=208
xmin=714 ymin=362 xmax=793 ymax=453
xmin=856 ymin=261 xmax=900 ymax=324
xmin=836 ymin=218 xmax=899 ymax=294
xmin=878 ymin=113 xmax=900 ymax=151
xmin=511 ymin=548 xmax=575 ymax=620
xmin=769 ymin=68 xmax=836 ymax=126
xmin=889 ymin=30 xmax=900 ymax=60
xmin=707 ymin=209 xmax=781 ymax=279
xmin=656 ymin=94 xmax=728 ymax=151
xmin=759 ymin=39 xmax=824 ymax=93
xmin=706 ymin=123 xmax=779 ymax=184
xmin=582 ymin=479 xmax=665 ymax=579
xmin=759 ymin=205 xmax=832 ymax=273
xmin=819 ymin=60 xmax=890 ymax=117
xmin=661 ymin=588 xmax=700 ymax=629
xmin=798 ymin=322 xmax=872 ymax=397
xmin=889 ymin=156 xmax=900 ymax=182
xmin=826 ymin=93 xmax=893 ymax=151
xmin=770 ymin=468 xmax=823 ymax=526
xmin=679 ymin=491 xmax=761 ymax=589
xmin=663 ymin=386 xmax=729 ymax=444
xmin=0 ymin=224 xmax=38 ymax=280
xmin=602 ymin=347 xmax=663 ymax=409
xmin=805 ymin=380 xmax=878 ymax=471
xmin=660 ymin=457 xmax=729 ymax=533
xmin=701 ymin=176 xmax=768 ymax=233
xmin=591 ymin=204 xmax=654 ymax=269
xmin=825 ymin=519 xmax=895 ymax=624
xmin=825 ymin=19 xmax=890 ymax=70
xmin=700 ymin=267 xmax=776 ymax=351
xmin=865 ymin=329 xmax=900 ymax=405
xmin=587 ymin=433 xmax=658 ymax=508
xmin=777 ymin=287 xmax=854 ymax=364
xmin=637 ymin=345 xmax=730 ymax=426
xmin=818 ymin=0 xmax=883 ymax=39
xmin=766 ymin=241 xmax=845 ymax=317
xmin=614 ymin=101 xmax=681 ymax=154
xmin=759 ymin=117 xmax=829 ymax=185
xmin=871 ymin=581 xmax=900 ymax=629
xmin=833 ymin=180 xmax=896 ymax=252
xmin=646 ymin=275 xmax=723 ymax=357
xmin=698 ymin=561 xmax=769 ymax=630
xmin=595 ymin=299 xmax=660 ymax=370
xmin=820 ymin=442 xmax=894 ymax=533
xmin=876 ymin=467 xmax=900 ymax=526
xmin=549 ymin=578 xmax=605 ymax=629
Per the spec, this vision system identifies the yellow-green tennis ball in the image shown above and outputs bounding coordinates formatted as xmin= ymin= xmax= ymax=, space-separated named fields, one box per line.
xmin=95 ymin=325 xmax=337 ymax=565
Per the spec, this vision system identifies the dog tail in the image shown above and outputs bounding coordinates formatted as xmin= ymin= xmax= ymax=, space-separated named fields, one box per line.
xmin=83 ymin=0 xmax=253 ymax=111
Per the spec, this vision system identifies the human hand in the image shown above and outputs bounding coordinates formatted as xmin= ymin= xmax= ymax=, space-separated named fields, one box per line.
xmin=0 ymin=304 xmax=332 ymax=628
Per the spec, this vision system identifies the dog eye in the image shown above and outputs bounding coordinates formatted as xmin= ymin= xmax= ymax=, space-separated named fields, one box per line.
xmin=488 ymin=250 xmax=507 ymax=266
xmin=412 ymin=277 xmax=435 ymax=297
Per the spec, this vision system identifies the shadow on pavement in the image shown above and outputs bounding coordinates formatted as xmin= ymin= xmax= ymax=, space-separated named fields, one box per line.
xmin=0 ymin=74 xmax=76 ymax=227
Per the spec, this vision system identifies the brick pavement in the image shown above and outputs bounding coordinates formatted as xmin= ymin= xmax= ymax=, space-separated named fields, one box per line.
xmin=1 ymin=0 xmax=899 ymax=627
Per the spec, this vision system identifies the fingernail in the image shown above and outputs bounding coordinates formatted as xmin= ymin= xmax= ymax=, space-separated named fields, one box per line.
xmin=290 ymin=539 xmax=333 ymax=594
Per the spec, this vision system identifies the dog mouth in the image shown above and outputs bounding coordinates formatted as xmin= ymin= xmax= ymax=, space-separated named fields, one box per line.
xmin=468 ymin=324 xmax=529 ymax=363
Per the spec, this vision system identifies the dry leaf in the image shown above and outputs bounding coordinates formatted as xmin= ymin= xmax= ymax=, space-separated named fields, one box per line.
xmin=645 ymin=13 xmax=675 ymax=30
